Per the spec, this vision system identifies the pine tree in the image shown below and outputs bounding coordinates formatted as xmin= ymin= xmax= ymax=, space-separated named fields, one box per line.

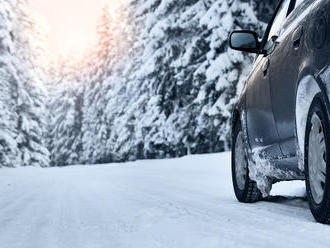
xmin=47 ymin=57 xmax=85 ymax=166
xmin=0 ymin=0 xmax=21 ymax=166
xmin=11 ymin=0 xmax=50 ymax=167
xmin=0 ymin=0 xmax=51 ymax=167
xmin=48 ymin=0 xmax=278 ymax=166
xmin=80 ymin=3 xmax=133 ymax=163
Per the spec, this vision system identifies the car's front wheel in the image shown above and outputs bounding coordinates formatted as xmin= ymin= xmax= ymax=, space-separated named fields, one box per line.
xmin=232 ymin=122 xmax=260 ymax=203
xmin=305 ymin=94 xmax=330 ymax=224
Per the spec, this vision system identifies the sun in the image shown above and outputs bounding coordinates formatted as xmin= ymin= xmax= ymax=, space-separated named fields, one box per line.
xmin=59 ymin=28 xmax=96 ymax=59
xmin=29 ymin=0 xmax=123 ymax=61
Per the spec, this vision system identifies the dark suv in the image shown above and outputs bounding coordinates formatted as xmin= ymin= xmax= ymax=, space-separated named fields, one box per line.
xmin=229 ymin=0 xmax=330 ymax=223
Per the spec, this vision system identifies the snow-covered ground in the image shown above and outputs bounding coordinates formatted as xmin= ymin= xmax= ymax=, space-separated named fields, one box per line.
xmin=0 ymin=152 xmax=329 ymax=248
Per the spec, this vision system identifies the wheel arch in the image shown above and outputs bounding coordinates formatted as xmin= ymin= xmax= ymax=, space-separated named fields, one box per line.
xmin=295 ymin=68 xmax=328 ymax=171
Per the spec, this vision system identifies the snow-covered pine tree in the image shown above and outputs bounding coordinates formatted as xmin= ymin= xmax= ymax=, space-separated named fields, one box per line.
xmin=0 ymin=0 xmax=51 ymax=167
xmin=80 ymin=4 xmax=133 ymax=164
xmin=98 ymin=0 xmax=269 ymax=160
xmin=102 ymin=0 xmax=276 ymax=160
xmin=0 ymin=0 xmax=22 ymax=167
xmin=48 ymin=0 xmax=277 ymax=166
xmin=11 ymin=0 xmax=50 ymax=167
xmin=47 ymin=58 xmax=85 ymax=166
xmin=79 ymin=8 xmax=112 ymax=164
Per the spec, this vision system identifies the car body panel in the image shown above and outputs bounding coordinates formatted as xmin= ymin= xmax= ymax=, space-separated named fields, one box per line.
xmin=268 ymin=5 xmax=308 ymax=157
xmin=245 ymin=56 xmax=282 ymax=159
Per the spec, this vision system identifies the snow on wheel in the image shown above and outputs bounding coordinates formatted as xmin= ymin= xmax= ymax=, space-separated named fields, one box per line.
xmin=232 ymin=121 xmax=260 ymax=203
xmin=234 ymin=131 xmax=248 ymax=191
xmin=305 ymin=94 xmax=330 ymax=224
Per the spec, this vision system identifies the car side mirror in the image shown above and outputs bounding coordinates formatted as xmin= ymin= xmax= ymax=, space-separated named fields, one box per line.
xmin=229 ymin=31 xmax=263 ymax=54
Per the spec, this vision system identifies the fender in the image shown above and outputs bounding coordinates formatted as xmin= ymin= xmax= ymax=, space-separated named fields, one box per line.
xmin=295 ymin=74 xmax=321 ymax=171
xmin=231 ymin=85 xmax=251 ymax=157
xmin=295 ymin=66 xmax=330 ymax=171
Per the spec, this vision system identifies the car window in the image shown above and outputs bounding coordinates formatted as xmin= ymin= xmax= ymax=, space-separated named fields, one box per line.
xmin=268 ymin=0 xmax=291 ymax=40
xmin=294 ymin=0 xmax=305 ymax=8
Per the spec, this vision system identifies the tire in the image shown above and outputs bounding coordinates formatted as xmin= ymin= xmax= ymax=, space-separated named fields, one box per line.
xmin=232 ymin=121 xmax=260 ymax=203
xmin=305 ymin=94 xmax=330 ymax=224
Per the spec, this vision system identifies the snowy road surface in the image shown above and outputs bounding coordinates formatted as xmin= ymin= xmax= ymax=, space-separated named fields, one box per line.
xmin=0 ymin=152 xmax=329 ymax=248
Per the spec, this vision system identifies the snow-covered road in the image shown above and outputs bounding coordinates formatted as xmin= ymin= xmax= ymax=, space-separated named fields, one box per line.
xmin=0 ymin=152 xmax=329 ymax=248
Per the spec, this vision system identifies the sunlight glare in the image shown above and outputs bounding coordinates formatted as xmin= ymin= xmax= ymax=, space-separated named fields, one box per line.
xmin=29 ymin=0 xmax=124 ymax=61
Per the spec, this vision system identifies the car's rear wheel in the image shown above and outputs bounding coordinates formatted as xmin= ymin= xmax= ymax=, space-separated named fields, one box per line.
xmin=305 ymin=95 xmax=330 ymax=224
xmin=232 ymin=122 xmax=260 ymax=203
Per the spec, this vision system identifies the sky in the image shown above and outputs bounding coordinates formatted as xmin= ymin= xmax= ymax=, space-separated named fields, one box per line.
xmin=29 ymin=0 xmax=121 ymax=57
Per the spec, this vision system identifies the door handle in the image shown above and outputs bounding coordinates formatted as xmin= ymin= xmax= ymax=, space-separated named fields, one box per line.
xmin=263 ymin=59 xmax=270 ymax=77
xmin=292 ymin=26 xmax=303 ymax=50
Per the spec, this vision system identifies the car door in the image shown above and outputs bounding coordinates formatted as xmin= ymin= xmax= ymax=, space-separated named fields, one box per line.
xmin=246 ymin=56 xmax=282 ymax=158
xmin=267 ymin=0 xmax=310 ymax=157
xmin=245 ymin=0 xmax=292 ymax=159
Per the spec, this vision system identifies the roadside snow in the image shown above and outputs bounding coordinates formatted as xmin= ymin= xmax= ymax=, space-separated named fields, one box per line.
xmin=0 ymin=152 xmax=329 ymax=248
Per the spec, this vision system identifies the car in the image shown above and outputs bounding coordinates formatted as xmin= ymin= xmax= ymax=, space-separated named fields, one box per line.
xmin=229 ymin=0 xmax=330 ymax=224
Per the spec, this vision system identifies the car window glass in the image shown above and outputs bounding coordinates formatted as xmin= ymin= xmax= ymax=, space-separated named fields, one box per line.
xmin=268 ymin=0 xmax=291 ymax=40
xmin=294 ymin=0 xmax=305 ymax=8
